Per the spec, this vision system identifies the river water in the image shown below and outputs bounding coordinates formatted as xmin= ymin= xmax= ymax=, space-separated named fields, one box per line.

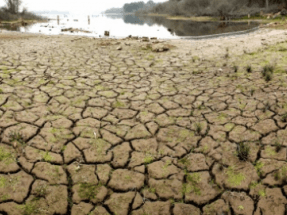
xmin=0 ymin=13 xmax=259 ymax=39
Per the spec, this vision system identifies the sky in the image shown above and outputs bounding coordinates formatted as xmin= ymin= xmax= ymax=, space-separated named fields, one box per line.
xmin=0 ymin=0 xmax=167 ymax=14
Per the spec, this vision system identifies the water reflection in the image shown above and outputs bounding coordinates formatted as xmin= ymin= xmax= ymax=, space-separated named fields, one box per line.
xmin=106 ymin=14 xmax=258 ymax=37
xmin=0 ymin=14 xmax=259 ymax=38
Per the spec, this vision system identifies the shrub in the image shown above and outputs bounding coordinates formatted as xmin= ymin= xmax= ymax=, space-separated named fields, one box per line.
xmin=237 ymin=142 xmax=250 ymax=161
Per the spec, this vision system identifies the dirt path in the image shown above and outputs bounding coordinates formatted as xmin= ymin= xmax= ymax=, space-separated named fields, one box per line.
xmin=1 ymin=29 xmax=287 ymax=215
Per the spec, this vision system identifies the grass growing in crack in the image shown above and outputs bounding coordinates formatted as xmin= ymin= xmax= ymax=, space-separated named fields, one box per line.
xmin=237 ymin=142 xmax=250 ymax=161
xmin=226 ymin=166 xmax=245 ymax=186
xmin=194 ymin=122 xmax=202 ymax=134
xmin=255 ymin=161 xmax=264 ymax=176
xmin=8 ymin=131 xmax=25 ymax=145
xmin=144 ymin=153 xmax=154 ymax=164
xmin=40 ymin=151 xmax=53 ymax=162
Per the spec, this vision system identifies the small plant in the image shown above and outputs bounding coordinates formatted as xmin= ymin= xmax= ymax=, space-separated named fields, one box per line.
xmin=194 ymin=122 xmax=202 ymax=134
xmin=264 ymin=72 xmax=272 ymax=82
xmin=262 ymin=65 xmax=274 ymax=82
xmin=246 ymin=65 xmax=252 ymax=73
xmin=281 ymin=113 xmax=287 ymax=122
xmin=182 ymin=173 xmax=201 ymax=195
xmin=237 ymin=142 xmax=250 ymax=161
xmin=275 ymin=140 xmax=283 ymax=152
xmin=233 ymin=65 xmax=238 ymax=73
xmin=34 ymin=185 xmax=48 ymax=198
xmin=274 ymin=171 xmax=281 ymax=181
xmin=262 ymin=65 xmax=274 ymax=76
xmin=78 ymin=183 xmax=100 ymax=200
xmin=255 ymin=161 xmax=264 ymax=176
xmin=238 ymin=205 xmax=244 ymax=211
xmin=144 ymin=154 xmax=153 ymax=164
xmin=8 ymin=131 xmax=25 ymax=145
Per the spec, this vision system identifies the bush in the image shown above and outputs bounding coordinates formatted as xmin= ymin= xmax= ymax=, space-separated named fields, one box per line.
xmin=0 ymin=6 xmax=43 ymax=21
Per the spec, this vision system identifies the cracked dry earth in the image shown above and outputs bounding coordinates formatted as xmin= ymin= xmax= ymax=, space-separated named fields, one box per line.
xmin=1 ymin=29 xmax=287 ymax=215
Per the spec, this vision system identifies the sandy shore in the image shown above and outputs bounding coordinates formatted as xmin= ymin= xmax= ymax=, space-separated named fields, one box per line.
xmin=1 ymin=28 xmax=287 ymax=214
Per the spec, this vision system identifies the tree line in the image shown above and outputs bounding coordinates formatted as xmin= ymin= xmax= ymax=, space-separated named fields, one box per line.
xmin=0 ymin=0 xmax=43 ymax=21
xmin=139 ymin=0 xmax=287 ymax=17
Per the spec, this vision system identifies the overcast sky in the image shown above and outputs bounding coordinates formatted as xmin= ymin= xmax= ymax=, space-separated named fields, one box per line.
xmin=0 ymin=0 xmax=167 ymax=14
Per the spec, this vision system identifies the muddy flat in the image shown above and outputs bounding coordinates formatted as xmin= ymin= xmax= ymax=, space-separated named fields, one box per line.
xmin=1 ymin=29 xmax=287 ymax=215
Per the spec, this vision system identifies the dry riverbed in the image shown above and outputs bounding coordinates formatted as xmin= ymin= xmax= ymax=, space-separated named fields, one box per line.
xmin=0 ymin=28 xmax=287 ymax=215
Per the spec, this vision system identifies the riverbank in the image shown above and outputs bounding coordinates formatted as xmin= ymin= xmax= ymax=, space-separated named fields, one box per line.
xmin=0 ymin=28 xmax=287 ymax=214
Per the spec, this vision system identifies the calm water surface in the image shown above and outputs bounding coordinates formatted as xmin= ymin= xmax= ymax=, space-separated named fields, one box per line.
xmin=0 ymin=14 xmax=259 ymax=39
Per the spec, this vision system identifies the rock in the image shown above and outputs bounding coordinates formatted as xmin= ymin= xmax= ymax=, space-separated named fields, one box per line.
xmin=117 ymin=46 xmax=122 ymax=50
xmin=152 ymin=44 xmax=169 ymax=52
xmin=141 ymin=37 xmax=149 ymax=42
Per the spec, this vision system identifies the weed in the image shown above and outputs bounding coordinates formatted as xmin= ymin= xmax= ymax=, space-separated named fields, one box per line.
xmin=144 ymin=153 xmax=153 ymax=164
xmin=78 ymin=183 xmax=100 ymax=200
xmin=237 ymin=142 xmax=250 ymax=161
xmin=226 ymin=166 xmax=245 ymax=186
xmin=274 ymin=171 xmax=281 ymax=181
xmin=238 ymin=205 xmax=244 ymax=211
xmin=40 ymin=151 xmax=53 ymax=162
xmin=246 ymin=65 xmax=252 ymax=73
xmin=34 ymin=185 xmax=48 ymax=198
xmin=233 ymin=65 xmax=238 ymax=73
xmin=258 ymin=189 xmax=266 ymax=197
xmin=281 ymin=113 xmax=287 ymax=122
xmin=194 ymin=122 xmax=202 ymax=134
xmin=255 ymin=161 xmax=264 ymax=176
xmin=8 ymin=131 xmax=25 ymax=145
xmin=274 ymin=140 xmax=283 ymax=153
xmin=182 ymin=173 xmax=201 ymax=195
xmin=262 ymin=65 xmax=274 ymax=76
xmin=264 ymin=72 xmax=272 ymax=82
xmin=262 ymin=65 xmax=274 ymax=82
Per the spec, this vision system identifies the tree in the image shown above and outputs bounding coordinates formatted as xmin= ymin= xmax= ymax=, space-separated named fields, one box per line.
xmin=4 ymin=0 xmax=22 ymax=14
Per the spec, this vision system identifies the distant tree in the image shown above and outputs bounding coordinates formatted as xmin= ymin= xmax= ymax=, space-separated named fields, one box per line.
xmin=4 ymin=0 xmax=22 ymax=14
xmin=123 ymin=1 xmax=145 ymax=13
